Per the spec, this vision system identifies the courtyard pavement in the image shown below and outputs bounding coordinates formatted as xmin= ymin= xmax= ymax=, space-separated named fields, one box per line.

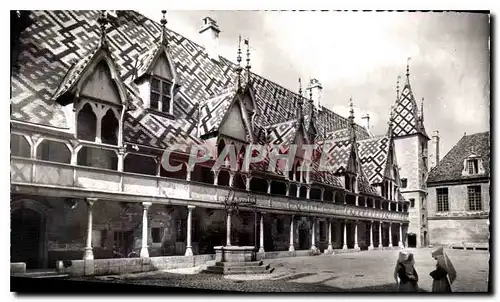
xmin=78 ymin=248 xmax=490 ymax=292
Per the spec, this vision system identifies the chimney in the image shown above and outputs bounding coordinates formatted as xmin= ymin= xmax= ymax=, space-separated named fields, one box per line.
xmin=307 ymin=78 xmax=323 ymax=111
xmin=431 ymin=130 xmax=440 ymax=168
xmin=361 ymin=113 xmax=370 ymax=131
xmin=199 ymin=17 xmax=220 ymax=61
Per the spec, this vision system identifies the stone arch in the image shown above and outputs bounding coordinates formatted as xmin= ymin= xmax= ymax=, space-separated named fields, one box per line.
xmin=10 ymin=199 xmax=49 ymax=269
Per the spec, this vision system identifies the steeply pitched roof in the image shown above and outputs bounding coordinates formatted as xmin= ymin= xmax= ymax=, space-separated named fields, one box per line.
xmin=11 ymin=10 xmax=387 ymax=196
xmin=357 ymin=135 xmax=390 ymax=184
xmin=11 ymin=10 xmax=369 ymax=139
xmin=427 ymin=131 xmax=490 ymax=184
xmin=391 ymin=73 xmax=428 ymax=139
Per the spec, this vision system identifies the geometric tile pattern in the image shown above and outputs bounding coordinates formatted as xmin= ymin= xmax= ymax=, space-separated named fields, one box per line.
xmin=392 ymin=79 xmax=422 ymax=137
xmin=317 ymin=138 xmax=352 ymax=174
xmin=198 ymin=87 xmax=236 ymax=137
xmin=11 ymin=10 xmax=389 ymax=196
xmin=357 ymin=135 xmax=390 ymax=184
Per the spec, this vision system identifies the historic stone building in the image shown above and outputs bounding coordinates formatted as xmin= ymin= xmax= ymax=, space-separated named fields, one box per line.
xmin=391 ymin=68 xmax=430 ymax=248
xmin=426 ymin=131 xmax=490 ymax=250
xmin=10 ymin=10 xmax=415 ymax=270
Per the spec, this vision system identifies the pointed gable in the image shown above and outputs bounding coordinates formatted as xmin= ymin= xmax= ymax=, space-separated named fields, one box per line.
xmin=219 ymin=102 xmax=247 ymax=141
xmin=51 ymin=46 xmax=128 ymax=107
xmin=81 ymin=61 xmax=121 ymax=104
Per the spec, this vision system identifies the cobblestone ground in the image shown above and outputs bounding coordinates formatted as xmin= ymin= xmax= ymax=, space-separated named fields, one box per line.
xmin=74 ymin=248 xmax=490 ymax=292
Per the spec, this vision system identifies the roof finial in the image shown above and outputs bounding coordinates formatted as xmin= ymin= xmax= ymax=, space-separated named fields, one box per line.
xmin=420 ymin=97 xmax=424 ymax=122
xmin=160 ymin=10 xmax=168 ymax=46
xmin=388 ymin=105 xmax=394 ymax=137
xmin=297 ymin=78 xmax=303 ymax=119
xmin=244 ymin=38 xmax=251 ymax=85
xmin=406 ymin=57 xmax=411 ymax=82
xmin=349 ymin=97 xmax=354 ymax=122
xmin=396 ymin=75 xmax=401 ymax=101
xmin=97 ymin=11 xmax=110 ymax=49
xmin=349 ymin=97 xmax=356 ymax=141
xmin=235 ymin=35 xmax=243 ymax=91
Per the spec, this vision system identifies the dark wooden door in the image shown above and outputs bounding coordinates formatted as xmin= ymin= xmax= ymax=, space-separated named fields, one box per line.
xmin=11 ymin=209 xmax=41 ymax=269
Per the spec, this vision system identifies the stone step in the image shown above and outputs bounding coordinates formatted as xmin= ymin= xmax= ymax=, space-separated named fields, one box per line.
xmin=215 ymin=261 xmax=263 ymax=267
xmin=204 ymin=263 xmax=271 ymax=275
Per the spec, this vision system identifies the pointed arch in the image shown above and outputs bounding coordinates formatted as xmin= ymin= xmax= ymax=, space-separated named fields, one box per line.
xmin=77 ymin=103 xmax=97 ymax=141
xmin=101 ymin=109 xmax=119 ymax=145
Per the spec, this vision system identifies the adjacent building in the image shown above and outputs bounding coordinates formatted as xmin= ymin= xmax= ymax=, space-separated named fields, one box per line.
xmin=426 ymin=131 xmax=490 ymax=250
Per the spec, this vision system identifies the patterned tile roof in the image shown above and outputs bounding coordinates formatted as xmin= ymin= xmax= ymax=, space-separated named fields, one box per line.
xmin=391 ymin=76 xmax=428 ymax=138
xmin=11 ymin=10 xmax=387 ymax=195
xmin=357 ymin=135 xmax=390 ymax=184
xmin=427 ymin=131 xmax=490 ymax=184
xmin=266 ymin=119 xmax=301 ymax=147
xmin=318 ymin=138 xmax=352 ymax=174
xmin=198 ymin=87 xmax=237 ymax=137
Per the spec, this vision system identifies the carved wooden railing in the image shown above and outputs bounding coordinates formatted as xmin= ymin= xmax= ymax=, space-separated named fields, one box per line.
xmin=10 ymin=156 xmax=409 ymax=222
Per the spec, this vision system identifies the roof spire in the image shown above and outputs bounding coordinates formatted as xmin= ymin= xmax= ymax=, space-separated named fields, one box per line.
xmin=420 ymin=97 xmax=424 ymax=122
xmin=349 ymin=97 xmax=356 ymax=141
xmin=309 ymin=81 xmax=315 ymax=127
xmin=97 ymin=11 xmax=110 ymax=49
xmin=160 ymin=10 xmax=168 ymax=46
xmin=388 ymin=105 xmax=394 ymax=137
xmin=406 ymin=57 xmax=411 ymax=83
xmin=396 ymin=75 xmax=401 ymax=102
xmin=244 ymin=38 xmax=251 ymax=71
xmin=235 ymin=35 xmax=243 ymax=91
xmin=297 ymin=78 xmax=303 ymax=120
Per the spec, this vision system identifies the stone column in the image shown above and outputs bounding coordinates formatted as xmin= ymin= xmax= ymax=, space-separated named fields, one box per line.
xmin=320 ymin=188 xmax=325 ymax=201
xmin=296 ymin=185 xmax=301 ymax=198
xmin=327 ymin=218 xmax=333 ymax=252
xmin=245 ymin=175 xmax=251 ymax=191
xmin=342 ymin=221 xmax=348 ymax=250
xmin=388 ymin=222 xmax=393 ymax=248
xmin=285 ymin=183 xmax=290 ymax=197
xmin=117 ymin=148 xmax=125 ymax=172
xmin=229 ymin=172 xmax=235 ymax=187
xmin=185 ymin=205 xmax=195 ymax=256
xmin=398 ymin=223 xmax=404 ymax=248
xmin=226 ymin=210 xmax=232 ymax=246
xmin=355 ymin=195 xmax=359 ymax=206
xmin=368 ymin=221 xmax=374 ymax=250
xmin=140 ymin=202 xmax=152 ymax=258
xmin=267 ymin=180 xmax=272 ymax=194
xmin=354 ymin=221 xmax=360 ymax=250
xmin=289 ymin=215 xmax=295 ymax=251
xmin=259 ymin=212 xmax=265 ymax=253
xmin=306 ymin=186 xmax=311 ymax=199
xmin=378 ymin=222 xmax=383 ymax=248
xmin=372 ymin=199 xmax=375 ymax=209
xmin=213 ymin=170 xmax=219 ymax=185
xmin=83 ymin=198 xmax=97 ymax=260
xmin=311 ymin=217 xmax=316 ymax=250
xmin=380 ymin=200 xmax=383 ymax=210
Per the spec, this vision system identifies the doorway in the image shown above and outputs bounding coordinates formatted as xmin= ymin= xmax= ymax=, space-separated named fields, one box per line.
xmin=298 ymin=222 xmax=310 ymax=250
xmin=408 ymin=234 xmax=417 ymax=248
xmin=11 ymin=209 xmax=42 ymax=269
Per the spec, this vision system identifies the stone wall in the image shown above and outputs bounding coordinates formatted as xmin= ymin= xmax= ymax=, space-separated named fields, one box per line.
xmin=428 ymin=218 xmax=489 ymax=246
xmin=427 ymin=182 xmax=490 ymax=215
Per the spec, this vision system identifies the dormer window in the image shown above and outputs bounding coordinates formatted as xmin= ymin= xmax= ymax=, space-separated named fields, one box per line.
xmin=467 ymin=158 xmax=479 ymax=174
xmin=462 ymin=154 xmax=484 ymax=177
xmin=150 ymin=76 xmax=172 ymax=113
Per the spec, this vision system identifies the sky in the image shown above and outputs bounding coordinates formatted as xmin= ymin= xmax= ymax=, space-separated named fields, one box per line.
xmin=139 ymin=10 xmax=490 ymax=158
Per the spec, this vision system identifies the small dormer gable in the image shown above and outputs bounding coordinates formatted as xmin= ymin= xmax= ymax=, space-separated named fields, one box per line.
xmin=462 ymin=151 xmax=486 ymax=177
